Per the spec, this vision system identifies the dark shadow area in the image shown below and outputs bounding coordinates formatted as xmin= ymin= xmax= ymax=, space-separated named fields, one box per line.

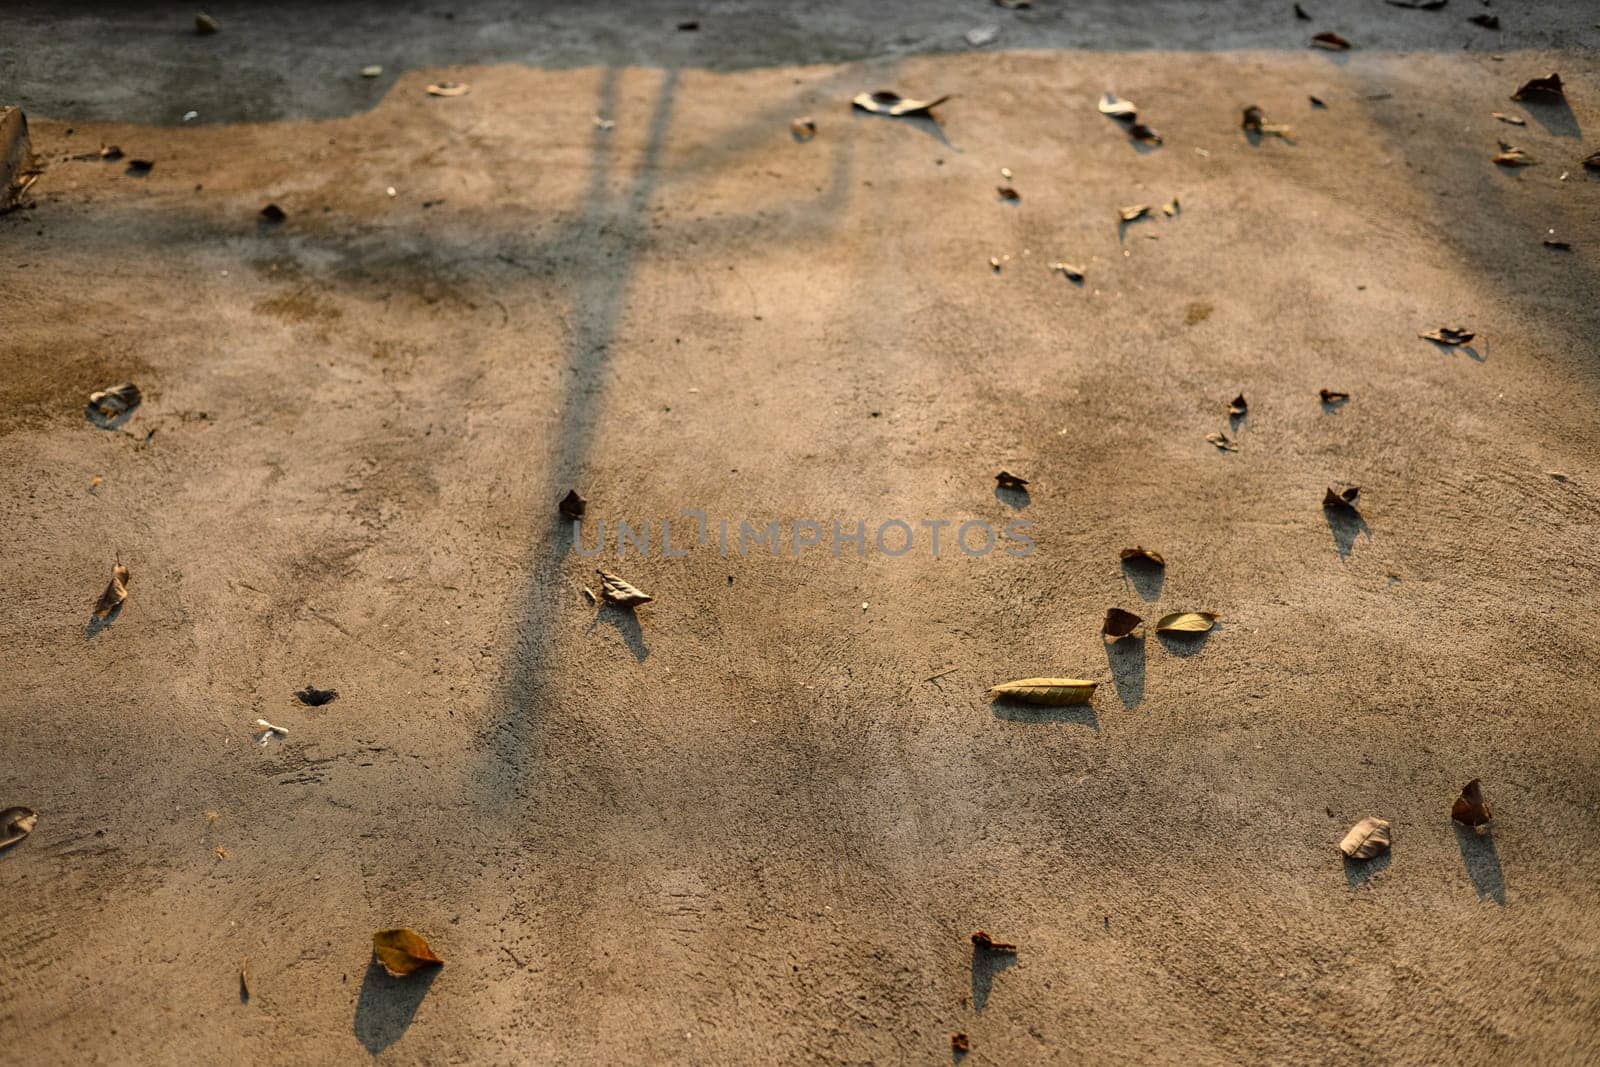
xmin=990 ymin=700 xmax=1098 ymax=730
xmin=1228 ymin=410 xmax=1247 ymax=434
xmin=353 ymin=959 xmax=439 ymax=1054
xmin=1323 ymin=504 xmax=1370 ymax=560
xmin=1104 ymin=637 xmax=1144 ymax=709
xmin=970 ymin=949 xmax=1017 ymax=1013
xmin=85 ymin=603 xmax=121 ymax=639
xmin=1455 ymin=825 xmax=1506 ymax=905
xmin=1424 ymin=339 xmax=1484 ymax=362
xmin=851 ymin=110 xmax=956 ymax=149
xmin=1120 ymin=558 xmax=1164 ymax=601
xmin=1519 ymin=97 xmax=1581 ymax=140
xmin=1156 ymin=625 xmax=1214 ymax=658
xmin=1319 ymin=394 xmax=1349 ymax=414
xmin=590 ymin=604 xmax=650 ymax=661
xmin=1343 ymin=850 xmax=1391 ymax=888
xmin=994 ymin=485 xmax=1029 ymax=510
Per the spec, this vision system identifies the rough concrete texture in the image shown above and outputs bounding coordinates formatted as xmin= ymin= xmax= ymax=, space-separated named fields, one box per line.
xmin=2 ymin=2 xmax=1599 ymax=1064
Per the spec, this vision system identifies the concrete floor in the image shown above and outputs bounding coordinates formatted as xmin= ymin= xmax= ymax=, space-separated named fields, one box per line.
xmin=2 ymin=2 xmax=1599 ymax=1063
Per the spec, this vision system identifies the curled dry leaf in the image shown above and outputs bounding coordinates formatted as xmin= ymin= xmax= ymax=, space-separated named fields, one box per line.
xmin=1228 ymin=394 xmax=1247 ymax=417
xmin=93 ymin=562 xmax=130 ymax=619
xmin=971 ymin=930 xmax=1018 ymax=954
xmin=1310 ymin=31 xmax=1351 ymax=51
xmin=1205 ymin=431 xmax=1238 ymax=452
xmin=1242 ymin=105 xmax=1292 ymax=138
xmin=1102 ymin=608 xmax=1143 ymax=641
xmin=952 ymin=1033 xmax=970 ymax=1053
xmin=1493 ymin=145 xmax=1537 ymax=167
xmin=253 ymin=718 xmax=288 ymax=745
xmin=1511 ymin=73 xmax=1563 ymax=101
xmin=100 ymin=144 xmax=124 ymax=160
xmin=0 ymin=807 xmax=38 ymax=852
xmin=1323 ymin=485 xmax=1360 ymax=510
xmin=1120 ymin=546 xmax=1165 ymax=566
xmin=1492 ymin=112 xmax=1525 ymax=126
xmin=851 ymin=91 xmax=950 ymax=118
xmin=1162 ymin=197 xmax=1180 ymax=216
xmin=987 ymin=678 xmax=1097 ymax=706
xmin=1119 ymin=204 xmax=1150 ymax=222
xmin=597 ymin=569 xmax=652 ymax=607
xmin=373 ymin=928 xmax=444 ymax=977
xmin=1051 ymin=262 xmax=1085 ymax=281
xmin=996 ymin=185 xmax=1020 ymax=201
xmin=1421 ymin=326 xmax=1474 ymax=345
xmin=1319 ymin=388 xmax=1350 ymax=404
xmin=1097 ymin=93 xmax=1139 ymax=120
xmin=87 ymin=382 xmax=142 ymax=427
xmin=294 ymin=686 xmax=339 ymax=706
xmin=426 ymin=82 xmax=470 ymax=97
xmin=995 ymin=471 xmax=1029 ymax=491
xmin=791 ymin=117 xmax=817 ymax=141
xmin=559 ymin=489 xmax=587 ymax=520
xmin=1451 ymin=778 xmax=1491 ymax=830
xmin=1338 ymin=817 xmax=1391 ymax=860
xmin=1584 ymin=150 xmax=1600 ymax=172
xmin=1155 ymin=611 xmax=1217 ymax=634
xmin=260 ymin=203 xmax=286 ymax=222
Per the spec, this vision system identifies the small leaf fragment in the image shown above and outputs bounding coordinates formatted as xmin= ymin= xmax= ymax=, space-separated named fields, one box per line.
xmin=1097 ymin=93 xmax=1139 ymax=119
xmin=1102 ymin=608 xmax=1143 ymax=641
xmin=1451 ymin=778 xmax=1491 ymax=830
xmin=1119 ymin=204 xmax=1150 ymax=222
xmin=294 ymin=686 xmax=339 ymax=707
xmin=1319 ymin=388 xmax=1350 ymax=404
xmin=373 ymin=928 xmax=444 ymax=977
xmin=1310 ymin=31 xmax=1352 ymax=51
xmin=93 ymin=562 xmax=130 ymax=619
xmin=952 ymin=1033 xmax=970 ymax=1053
xmin=1155 ymin=611 xmax=1217 ymax=634
xmin=1120 ymin=546 xmax=1165 ymax=567
xmin=1228 ymin=393 xmax=1247 ymax=417
xmin=1421 ymin=326 xmax=1474 ymax=345
xmin=597 ymin=569 xmax=652 ymax=607
xmin=559 ymin=489 xmax=587 ymax=519
xmin=1493 ymin=145 xmax=1537 ymax=167
xmin=1205 ymin=431 xmax=1238 ymax=452
xmin=100 ymin=144 xmax=124 ymax=160
xmin=1162 ymin=196 xmax=1180 ymax=216
xmin=0 ymin=807 xmax=38 ymax=852
xmin=1338 ymin=817 xmax=1391 ymax=860
xmin=1242 ymin=105 xmax=1292 ymax=138
xmin=1511 ymin=73 xmax=1563 ymax=101
xmin=86 ymin=382 xmax=142 ymax=428
xmin=995 ymin=470 xmax=1029 ymax=491
xmin=361 ymin=65 xmax=383 ymax=78
xmin=986 ymin=678 xmax=1097 ymax=706
xmin=1323 ymin=485 xmax=1360 ymax=510
xmin=790 ymin=116 xmax=817 ymax=141
xmin=1051 ymin=261 xmax=1085 ymax=281
xmin=971 ymin=930 xmax=1018 ymax=954
xmin=851 ymin=90 xmax=950 ymax=118
xmin=996 ymin=185 xmax=1020 ymax=201
xmin=426 ymin=82 xmax=470 ymax=97
xmin=1492 ymin=112 xmax=1525 ymax=126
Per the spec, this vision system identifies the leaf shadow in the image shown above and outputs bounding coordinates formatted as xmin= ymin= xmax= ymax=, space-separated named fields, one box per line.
xmin=1120 ymin=558 xmax=1165 ymax=601
xmin=1425 ymin=339 xmax=1485 ymax=362
xmin=85 ymin=603 xmax=122 ymax=640
xmin=1156 ymin=624 xmax=1216 ymax=658
xmin=990 ymin=699 xmax=1098 ymax=731
xmin=1323 ymin=504 xmax=1370 ymax=560
xmin=1320 ymin=395 xmax=1349 ymax=414
xmin=994 ymin=485 xmax=1030 ymax=510
xmin=353 ymin=959 xmax=439 ymax=1055
xmin=589 ymin=604 xmax=649 ymax=661
xmin=1343 ymin=850 xmax=1391 ymax=888
xmin=1519 ymin=96 xmax=1581 ymax=139
xmin=853 ymin=110 xmax=955 ymax=149
xmin=1104 ymin=637 xmax=1145 ymax=708
xmin=1455 ymin=824 xmax=1506 ymax=905
xmin=970 ymin=949 xmax=1017 ymax=1013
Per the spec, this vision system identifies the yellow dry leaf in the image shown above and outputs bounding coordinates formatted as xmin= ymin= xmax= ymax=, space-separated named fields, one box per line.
xmin=1154 ymin=611 xmax=1217 ymax=633
xmin=1338 ymin=817 xmax=1391 ymax=860
xmin=373 ymin=928 xmax=444 ymax=977
xmin=986 ymin=678 xmax=1097 ymax=705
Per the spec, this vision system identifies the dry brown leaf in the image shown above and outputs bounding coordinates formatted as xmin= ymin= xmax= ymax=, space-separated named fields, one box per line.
xmin=1162 ymin=196 xmax=1180 ymax=216
xmin=1421 ymin=326 xmax=1475 ymax=345
xmin=426 ymin=82 xmax=470 ymax=97
xmin=1102 ymin=608 xmax=1143 ymax=641
xmin=952 ymin=1033 xmax=970 ymax=1053
xmin=1242 ymin=105 xmax=1292 ymax=138
xmin=1310 ymin=31 xmax=1352 ymax=50
xmin=213 ymin=845 xmax=231 ymax=860
xmin=93 ymin=561 xmax=130 ymax=619
xmin=995 ymin=471 xmax=1029 ymax=491
xmin=1319 ymin=388 xmax=1350 ymax=404
xmin=971 ymin=930 xmax=1018 ymax=953
xmin=791 ymin=117 xmax=817 ymax=141
xmin=1097 ymin=92 xmax=1138 ymax=120
xmin=373 ymin=928 xmax=444 ymax=977
xmin=559 ymin=489 xmax=587 ymax=519
xmin=0 ymin=807 xmax=37 ymax=852
xmin=1338 ymin=817 xmax=1392 ymax=860
xmin=1492 ymin=112 xmax=1525 ymax=126
xmin=1493 ymin=145 xmax=1537 ymax=167
xmin=1451 ymin=778 xmax=1491 ymax=830
xmin=86 ymin=382 xmax=142 ymax=427
xmin=1119 ymin=204 xmax=1150 ymax=222
xmin=100 ymin=144 xmax=124 ymax=160
xmin=1120 ymin=546 xmax=1165 ymax=567
xmin=1156 ymin=611 xmax=1217 ymax=634
xmin=1205 ymin=431 xmax=1238 ymax=452
xmin=1511 ymin=73 xmax=1563 ymax=101
xmin=1051 ymin=261 xmax=1085 ymax=281
xmin=597 ymin=569 xmax=652 ymax=607
xmin=1228 ymin=394 xmax=1247 ymax=417
xmin=986 ymin=678 xmax=1097 ymax=706
xmin=851 ymin=90 xmax=950 ymax=118
xmin=1323 ymin=485 xmax=1360 ymax=510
